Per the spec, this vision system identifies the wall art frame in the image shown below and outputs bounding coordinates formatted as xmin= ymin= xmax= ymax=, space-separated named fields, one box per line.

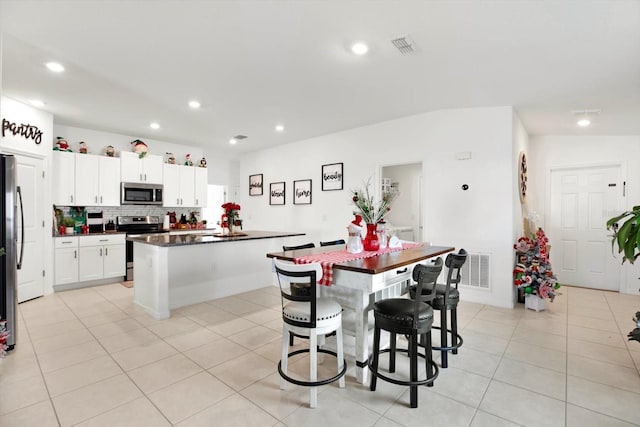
xmin=321 ymin=162 xmax=343 ymax=191
xmin=249 ymin=173 xmax=263 ymax=196
xmin=293 ymin=179 xmax=312 ymax=205
xmin=269 ymin=182 xmax=286 ymax=205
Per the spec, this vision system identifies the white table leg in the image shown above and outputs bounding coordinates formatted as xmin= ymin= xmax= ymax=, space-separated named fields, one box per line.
xmin=354 ymin=301 xmax=369 ymax=384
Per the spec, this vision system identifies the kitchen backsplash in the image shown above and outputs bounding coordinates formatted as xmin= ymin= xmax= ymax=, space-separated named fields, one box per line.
xmin=56 ymin=205 xmax=202 ymax=224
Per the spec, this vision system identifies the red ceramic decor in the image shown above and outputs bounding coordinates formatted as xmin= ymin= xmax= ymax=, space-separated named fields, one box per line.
xmin=363 ymin=223 xmax=380 ymax=251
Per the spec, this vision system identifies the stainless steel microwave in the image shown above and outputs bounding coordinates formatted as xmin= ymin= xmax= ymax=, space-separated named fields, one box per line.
xmin=121 ymin=182 xmax=163 ymax=205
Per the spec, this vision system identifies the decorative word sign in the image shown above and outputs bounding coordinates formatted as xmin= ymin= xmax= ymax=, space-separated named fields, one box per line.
xmin=249 ymin=173 xmax=263 ymax=196
xmin=1 ymin=118 xmax=43 ymax=144
xmin=270 ymin=182 xmax=286 ymax=205
xmin=322 ymin=162 xmax=343 ymax=191
xmin=294 ymin=179 xmax=312 ymax=205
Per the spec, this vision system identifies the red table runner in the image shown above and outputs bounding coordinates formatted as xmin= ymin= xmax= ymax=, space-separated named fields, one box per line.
xmin=293 ymin=243 xmax=422 ymax=286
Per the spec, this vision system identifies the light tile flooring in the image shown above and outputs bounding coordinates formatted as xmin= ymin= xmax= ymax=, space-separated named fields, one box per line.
xmin=1 ymin=284 xmax=640 ymax=426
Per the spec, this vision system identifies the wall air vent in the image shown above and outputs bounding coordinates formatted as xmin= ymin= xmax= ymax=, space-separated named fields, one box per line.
xmin=390 ymin=35 xmax=416 ymax=55
xmin=458 ymin=253 xmax=491 ymax=289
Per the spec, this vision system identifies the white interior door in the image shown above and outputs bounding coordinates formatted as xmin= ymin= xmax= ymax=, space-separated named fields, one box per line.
xmin=549 ymin=165 xmax=622 ymax=290
xmin=15 ymin=155 xmax=45 ymax=302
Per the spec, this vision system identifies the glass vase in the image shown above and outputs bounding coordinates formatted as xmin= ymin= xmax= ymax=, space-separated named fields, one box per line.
xmin=363 ymin=223 xmax=380 ymax=251
xmin=228 ymin=220 xmax=234 ymax=235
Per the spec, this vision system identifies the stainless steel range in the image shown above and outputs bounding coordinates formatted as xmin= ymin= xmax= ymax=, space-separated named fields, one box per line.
xmin=117 ymin=216 xmax=165 ymax=281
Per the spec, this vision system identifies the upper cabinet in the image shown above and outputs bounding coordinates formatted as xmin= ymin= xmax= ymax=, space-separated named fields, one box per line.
xmin=194 ymin=167 xmax=208 ymax=208
xmin=75 ymin=155 xmax=120 ymax=206
xmin=52 ymin=151 xmax=76 ymax=205
xmin=163 ymin=164 xmax=194 ymax=207
xmin=52 ymin=152 xmax=120 ymax=207
xmin=120 ymin=151 xmax=163 ymax=184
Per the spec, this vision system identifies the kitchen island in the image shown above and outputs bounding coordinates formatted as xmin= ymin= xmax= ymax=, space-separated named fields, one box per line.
xmin=129 ymin=230 xmax=304 ymax=319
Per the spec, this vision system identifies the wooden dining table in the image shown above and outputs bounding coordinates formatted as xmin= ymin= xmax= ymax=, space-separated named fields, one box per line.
xmin=267 ymin=244 xmax=455 ymax=383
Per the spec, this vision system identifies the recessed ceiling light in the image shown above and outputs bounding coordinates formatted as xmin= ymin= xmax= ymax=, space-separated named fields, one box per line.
xmin=45 ymin=62 xmax=64 ymax=72
xmin=188 ymin=100 xmax=201 ymax=109
xmin=275 ymin=125 xmax=285 ymax=132
xmin=577 ymin=119 xmax=591 ymax=127
xmin=150 ymin=122 xmax=160 ymax=130
xmin=29 ymin=100 xmax=45 ymax=108
xmin=351 ymin=42 xmax=369 ymax=55
xmin=229 ymin=138 xmax=237 ymax=145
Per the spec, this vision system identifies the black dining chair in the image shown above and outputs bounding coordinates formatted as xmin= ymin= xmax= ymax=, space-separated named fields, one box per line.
xmin=282 ymin=242 xmax=316 ymax=345
xmin=319 ymin=239 xmax=345 ymax=247
xmin=409 ymin=249 xmax=467 ymax=368
xmin=369 ymin=260 xmax=443 ymax=408
xmin=275 ymin=260 xmax=346 ymax=408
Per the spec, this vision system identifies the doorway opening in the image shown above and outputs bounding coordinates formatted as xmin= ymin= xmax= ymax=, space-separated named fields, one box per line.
xmin=380 ymin=162 xmax=422 ymax=242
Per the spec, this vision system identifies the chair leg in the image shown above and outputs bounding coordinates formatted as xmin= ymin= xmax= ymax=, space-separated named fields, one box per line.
xmin=409 ymin=331 xmax=418 ymax=408
xmin=310 ymin=330 xmax=318 ymax=409
xmin=289 ymin=332 xmax=294 ymax=346
xmin=425 ymin=331 xmax=434 ymax=387
xmin=337 ymin=326 xmax=345 ymax=388
xmin=280 ymin=325 xmax=289 ymax=390
xmin=389 ymin=332 xmax=397 ymax=373
xmin=370 ymin=326 xmax=381 ymax=391
xmin=440 ymin=309 xmax=448 ymax=368
xmin=451 ymin=308 xmax=459 ymax=355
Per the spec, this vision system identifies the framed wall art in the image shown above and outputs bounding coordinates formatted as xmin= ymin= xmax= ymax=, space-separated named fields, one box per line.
xmin=293 ymin=179 xmax=312 ymax=205
xmin=321 ymin=162 xmax=343 ymax=191
xmin=269 ymin=182 xmax=286 ymax=205
xmin=249 ymin=173 xmax=263 ymax=196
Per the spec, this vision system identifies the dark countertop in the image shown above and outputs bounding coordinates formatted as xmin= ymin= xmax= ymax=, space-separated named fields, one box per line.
xmin=127 ymin=230 xmax=305 ymax=247
xmin=53 ymin=231 xmax=126 ymax=237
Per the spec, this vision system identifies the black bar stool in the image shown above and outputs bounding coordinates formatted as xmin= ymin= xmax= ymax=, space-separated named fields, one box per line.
xmin=368 ymin=261 xmax=443 ymax=408
xmin=319 ymin=239 xmax=345 ymax=247
xmin=282 ymin=243 xmax=316 ymax=345
xmin=410 ymin=249 xmax=467 ymax=368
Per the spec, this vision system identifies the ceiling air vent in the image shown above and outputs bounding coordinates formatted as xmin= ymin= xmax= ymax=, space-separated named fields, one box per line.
xmin=390 ymin=35 xmax=416 ymax=55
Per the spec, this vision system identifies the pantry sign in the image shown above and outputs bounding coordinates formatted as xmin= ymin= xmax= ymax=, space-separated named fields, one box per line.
xmin=1 ymin=118 xmax=43 ymax=145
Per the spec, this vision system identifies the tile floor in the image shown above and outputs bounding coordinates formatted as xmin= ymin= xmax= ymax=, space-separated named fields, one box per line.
xmin=1 ymin=284 xmax=640 ymax=426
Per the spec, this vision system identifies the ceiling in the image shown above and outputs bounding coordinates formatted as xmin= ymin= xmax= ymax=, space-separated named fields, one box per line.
xmin=1 ymin=1 xmax=639 ymax=155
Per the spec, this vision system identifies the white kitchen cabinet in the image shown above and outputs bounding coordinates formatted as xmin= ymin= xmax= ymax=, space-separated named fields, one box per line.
xmin=54 ymin=237 xmax=79 ymax=285
xmin=52 ymin=151 xmax=76 ymax=205
xmin=120 ymin=151 xmax=163 ymax=184
xmin=54 ymin=153 xmax=121 ymax=207
xmin=78 ymin=234 xmax=126 ymax=281
xmin=194 ymin=167 xmax=208 ymax=207
xmin=163 ymin=164 xmax=195 ymax=207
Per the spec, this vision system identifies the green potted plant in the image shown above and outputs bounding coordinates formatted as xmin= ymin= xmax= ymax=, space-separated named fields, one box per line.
xmin=62 ymin=217 xmax=76 ymax=235
xmin=606 ymin=206 xmax=640 ymax=264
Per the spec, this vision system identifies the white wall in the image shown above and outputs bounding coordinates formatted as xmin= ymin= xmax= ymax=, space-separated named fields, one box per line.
xmin=238 ymin=106 xmax=516 ymax=308
xmin=1 ymin=96 xmax=55 ymax=295
xmin=529 ymin=135 xmax=640 ymax=294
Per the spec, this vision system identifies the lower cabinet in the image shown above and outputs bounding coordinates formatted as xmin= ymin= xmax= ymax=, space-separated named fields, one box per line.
xmin=55 ymin=234 xmax=125 ymax=286
xmin=54 ymin=237 xmax=79 ymax=285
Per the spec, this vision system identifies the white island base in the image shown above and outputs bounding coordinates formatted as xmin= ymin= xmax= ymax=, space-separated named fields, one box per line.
xmin=132 ymin=232 xmax=302 ymax=319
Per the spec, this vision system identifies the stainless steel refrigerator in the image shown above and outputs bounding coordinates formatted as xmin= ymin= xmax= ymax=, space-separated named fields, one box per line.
xmin=1 ymin=154 xmax=24 ymax=351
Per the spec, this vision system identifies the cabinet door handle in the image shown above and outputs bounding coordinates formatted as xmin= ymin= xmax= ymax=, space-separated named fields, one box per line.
xmin=105 ymin=248 xmax=108 ymax=256
xmin=100 ymin=196 xmax=103 ymax=203
xmin=99 ymin=239 xmax=108 ymax=242
xmin=99 ymin=248 xmax=103 ymax=256
xmin=396 ymin=268 xmax=408 ymax=274
xmin=95 ymin=196 xmax=98 ymax=203
xmin=177 ymin=198 xmax=179 ymax=205
xmin=196 ymin=198 xmax=198 ymax=205
xmin=144 ymin=173 xmax=147 ymax=181
xmin=70 ymin=195 xmax=74 ymax=203
xmin=140 ymin=173 xmax=143 ymax=181
xmin=74 ymin=250 xmax=77 ymax=259
xmin=61 ymin=241 xmax=72 ymax=244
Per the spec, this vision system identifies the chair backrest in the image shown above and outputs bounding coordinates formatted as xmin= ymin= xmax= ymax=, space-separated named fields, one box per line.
xmin=443 ymin=248 xmax=468 ymax=299
xmin=411 ymin=258 xmax=443 ymax=327
xmin=319 ymin=239 xmax=345 ymax=247
xmin=282 ymin=242 xmax=315 ymax=251
xmin=274 ymin=259 xmax=323 ymax=329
